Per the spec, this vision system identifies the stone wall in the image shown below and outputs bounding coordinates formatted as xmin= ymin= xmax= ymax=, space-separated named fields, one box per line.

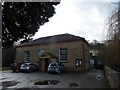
xmin=16 ymin=41 xmax=90 ymax=71
xmin=105 ymin=66 xmax=120 ymax=88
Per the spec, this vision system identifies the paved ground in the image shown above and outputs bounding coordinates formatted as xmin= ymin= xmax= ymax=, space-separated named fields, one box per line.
xmin=0 ymin=69 xmax=110 ymax=89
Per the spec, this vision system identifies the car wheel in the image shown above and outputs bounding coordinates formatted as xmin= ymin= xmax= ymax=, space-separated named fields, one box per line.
xmin=13 ymin=70 xmax=16 ymax=72
xmin=29 ymin=69 xmax=32 ymax=72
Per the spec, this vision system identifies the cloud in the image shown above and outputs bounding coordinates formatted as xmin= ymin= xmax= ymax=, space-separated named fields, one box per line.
xmin=33 ymin=0 xmax=118 ymax=42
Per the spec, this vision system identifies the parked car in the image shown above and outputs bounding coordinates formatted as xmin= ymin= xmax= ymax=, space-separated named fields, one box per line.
xmin=94 ymin=63 xmax=103 ymax=69
xmin=47 ymin=62 xmax=65 ymax=74
xmin=20 ymin=63 xmax=38 ymax=72
xmin=94 ymin=60 xmax=103 ymax=69
xmin=116 ymin=68 xmax=120 ymax=72
xmin=10 ymin=62 xmax=24 ymax=72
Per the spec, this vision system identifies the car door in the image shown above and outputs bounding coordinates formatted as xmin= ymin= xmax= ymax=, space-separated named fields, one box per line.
xmin=29 ymin=64 xmax=34 ymax=70
xmin=58 ymin=63 xmax=64 ymax=71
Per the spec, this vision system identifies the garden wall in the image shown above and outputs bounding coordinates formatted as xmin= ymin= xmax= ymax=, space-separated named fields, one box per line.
xmin=105 ymin=66 xmax=120 ymax=88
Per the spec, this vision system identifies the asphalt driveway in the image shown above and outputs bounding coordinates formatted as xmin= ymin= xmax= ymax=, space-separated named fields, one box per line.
xmin=0 ymin=69 xmax=110 ymax=89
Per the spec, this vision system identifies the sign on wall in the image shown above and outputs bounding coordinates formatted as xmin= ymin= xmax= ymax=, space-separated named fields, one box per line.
xmin=75 ymin=59 xmax=83 ymax=67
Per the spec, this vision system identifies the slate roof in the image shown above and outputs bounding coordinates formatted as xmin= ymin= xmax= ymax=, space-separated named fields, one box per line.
xmin=16 ymin=33 xmax=87 ymax=47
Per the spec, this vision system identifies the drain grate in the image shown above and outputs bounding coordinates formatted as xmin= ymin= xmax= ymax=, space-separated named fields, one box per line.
xmin=96 ymin=75 xmax=103 ymax=80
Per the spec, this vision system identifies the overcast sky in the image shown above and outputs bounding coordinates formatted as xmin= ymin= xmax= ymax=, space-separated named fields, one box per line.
xmin=33 ymin=0 xmax=119 ymax=42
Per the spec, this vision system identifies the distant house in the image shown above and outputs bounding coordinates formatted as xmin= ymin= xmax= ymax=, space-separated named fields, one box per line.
xmin=89 ymin=42 xmax=104 ymax=65
xmin=15 ymin=34 xmax=90 ymax=71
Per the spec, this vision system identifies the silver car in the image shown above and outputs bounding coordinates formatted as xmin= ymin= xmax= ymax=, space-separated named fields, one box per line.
xmin=20 ymin=63 xmax=38 ymax=72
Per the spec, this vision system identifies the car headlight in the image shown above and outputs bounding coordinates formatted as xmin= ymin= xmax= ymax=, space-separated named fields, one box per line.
xmin=27 ymin=67 xmax=29 ymax=69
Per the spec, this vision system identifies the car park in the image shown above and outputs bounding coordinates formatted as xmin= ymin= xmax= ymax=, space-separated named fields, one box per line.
xmin=10 ymin=62 xmax=24 ymax=72
xmin=20 ymin=63 xmax=38 ymax=72
xmin=47 ymin=62 xmax=65 ymax=74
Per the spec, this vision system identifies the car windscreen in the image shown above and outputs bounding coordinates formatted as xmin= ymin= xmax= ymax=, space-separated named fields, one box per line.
xmin=29 ymin=64 xmax=34 ymax=65
xmin=21 ymin=64 xmax=29 ymax=67
xmin=50 ymin=64 xmax=57 ymax=66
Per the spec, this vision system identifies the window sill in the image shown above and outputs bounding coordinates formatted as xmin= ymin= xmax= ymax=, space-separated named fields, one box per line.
xmin=59 ymin=60 xmax=68 ymax=63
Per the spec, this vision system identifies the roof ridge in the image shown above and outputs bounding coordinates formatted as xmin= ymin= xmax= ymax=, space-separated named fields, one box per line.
xmin=16 ymin=33 xmax=85 ymax=47
xmin=33 ymin=33 xmax=71 ymax=40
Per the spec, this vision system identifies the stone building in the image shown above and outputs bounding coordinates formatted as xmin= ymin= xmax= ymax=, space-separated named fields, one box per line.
xmin=15 ymin=34 xmax=90 ymax=71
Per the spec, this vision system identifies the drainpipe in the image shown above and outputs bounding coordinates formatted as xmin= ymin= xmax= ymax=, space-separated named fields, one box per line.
xmin=83 ymin=42 xmax=86 ymax=71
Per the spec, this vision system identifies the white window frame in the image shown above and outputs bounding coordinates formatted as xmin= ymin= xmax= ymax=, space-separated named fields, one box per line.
xmin=59 ymin=48 xmax=67 ymax=62
xmin=24 ymin=51 xmax=29 ymax=62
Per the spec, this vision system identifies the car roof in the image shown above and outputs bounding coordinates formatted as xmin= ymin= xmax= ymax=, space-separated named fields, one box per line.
xmin=22 ymin=63 xmax=31 ymax=65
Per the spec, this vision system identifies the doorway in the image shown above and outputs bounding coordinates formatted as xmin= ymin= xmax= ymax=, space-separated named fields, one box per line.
xmin=45 ymin=58 xmax=49 ymax=71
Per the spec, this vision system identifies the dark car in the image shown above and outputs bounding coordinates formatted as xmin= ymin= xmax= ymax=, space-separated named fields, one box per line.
xmin=20 ymin=63 xmax=38 ymax=72
xmin=94 ymin=60 xmax=103 ymax=69
xmin=116 ymin=68 xmax=120 ymax=72
xmin=10 ymin=62 xmax=23 ymax=72
xmin=47 ymin=62 xmax=65 ymax=74
xmin=94 ymin=64 xmax=103 ymax=69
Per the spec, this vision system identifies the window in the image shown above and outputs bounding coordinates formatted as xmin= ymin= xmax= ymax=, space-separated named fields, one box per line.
xmin=59 ymin=48 xmax=67 ymax=62
xmin=38 ymin=50 xmax=44 ymax=55
xmin=24 ymin=51 xmax=29 ymax=62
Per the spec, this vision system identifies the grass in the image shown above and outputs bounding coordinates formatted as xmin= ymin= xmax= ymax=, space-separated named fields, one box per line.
xmin=0 ymin=66 xmax=10 ymax=71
